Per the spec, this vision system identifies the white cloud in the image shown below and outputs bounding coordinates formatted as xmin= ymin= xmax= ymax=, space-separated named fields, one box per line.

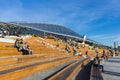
xmin=90 ymin=34 xmax=120 ymax=40
xmin=90 ymin=34 xmax=120 ymax=46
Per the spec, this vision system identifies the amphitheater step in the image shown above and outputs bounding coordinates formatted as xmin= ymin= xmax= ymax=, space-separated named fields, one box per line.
xmin=0 ymin=54 xmax=66 ymax=71
xmin=0 ymin=56 xmax=77 ymax=80
xmin=21 ymin=58 xmax=79 ymax=80
xmin=48 ymin=58 xmax=90 ymax=80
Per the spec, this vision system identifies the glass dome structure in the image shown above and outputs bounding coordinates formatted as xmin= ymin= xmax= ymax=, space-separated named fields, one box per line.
xmin=12 ymin=22 xmax=83 ymax=39
xmin=0 ymin=22 xmax=97 ymax=43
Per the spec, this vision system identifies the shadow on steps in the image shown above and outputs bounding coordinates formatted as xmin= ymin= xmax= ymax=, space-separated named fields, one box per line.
xmin=75 ymin=61 xmax=93 ymax=80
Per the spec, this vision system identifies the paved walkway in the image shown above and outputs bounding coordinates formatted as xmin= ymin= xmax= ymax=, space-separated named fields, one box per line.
xmin=102 ymin=56 xmax=120 ymax=80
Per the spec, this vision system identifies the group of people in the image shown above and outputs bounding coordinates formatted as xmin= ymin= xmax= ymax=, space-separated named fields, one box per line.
xmin=94 ymin=56 xmax=104 ymax=72
xmin=65 ymin=44 xmax=89 ymax=59
xmin=93 ymin=50 xmax=108 ymax=72
xmin=65 ymin=44 xmax=79 ymax=55
xmin=93 ymin=49 xmax=118 ymax=72
xmin=14 ymin=38 xmax=33 ymax=55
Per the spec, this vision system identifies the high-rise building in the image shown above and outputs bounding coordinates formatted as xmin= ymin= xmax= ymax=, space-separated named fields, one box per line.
xmin=114 ymin=42 xmax=117 ymax=49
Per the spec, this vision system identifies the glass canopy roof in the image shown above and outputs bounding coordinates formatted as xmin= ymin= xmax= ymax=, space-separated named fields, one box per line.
xmin=13 ymin=22 xmax=83 ymax=39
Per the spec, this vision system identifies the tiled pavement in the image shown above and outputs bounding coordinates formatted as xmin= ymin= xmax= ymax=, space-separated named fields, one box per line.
xmin=102 ymin=56 xmax=120 ymax=80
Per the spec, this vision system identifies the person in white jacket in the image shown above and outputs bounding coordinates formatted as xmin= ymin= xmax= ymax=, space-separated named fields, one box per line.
xmin=99 ymin=56 xmax=104 ymax=72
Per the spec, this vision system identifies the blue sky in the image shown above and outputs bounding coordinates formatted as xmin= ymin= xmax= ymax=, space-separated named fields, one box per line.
xmin=0 ymin=0 xmax=120 ymax=46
